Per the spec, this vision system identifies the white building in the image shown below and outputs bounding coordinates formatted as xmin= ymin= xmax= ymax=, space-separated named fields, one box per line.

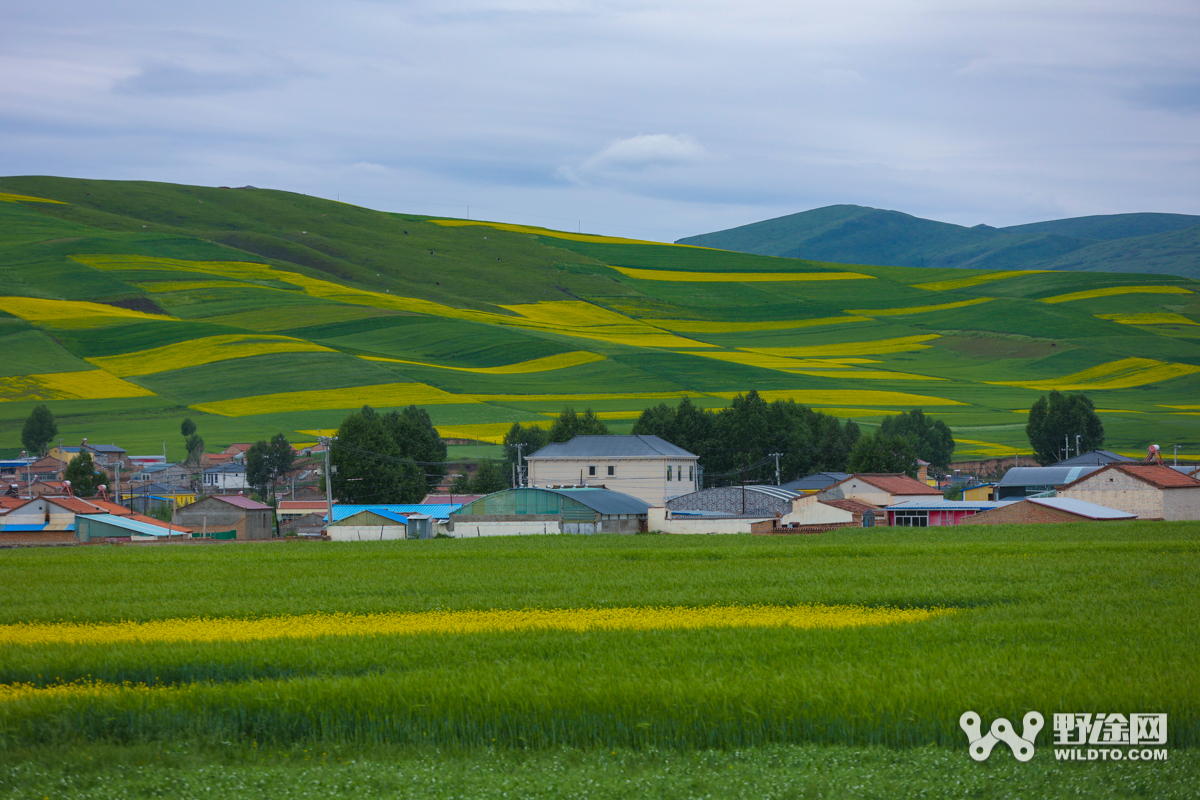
xmin=202 ymin=462 xmax=249 ymax=491
xmin=525 ymin=435 xmax=699 ymax=506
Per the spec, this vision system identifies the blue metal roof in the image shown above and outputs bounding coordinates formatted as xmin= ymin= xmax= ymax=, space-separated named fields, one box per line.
xmin=326 ymin=503 xmax=460 ymax=522
xmin=76 ymin=514 xmax=182 ymax=537
xmin=332 ymin=508 xmax=410 ymax=525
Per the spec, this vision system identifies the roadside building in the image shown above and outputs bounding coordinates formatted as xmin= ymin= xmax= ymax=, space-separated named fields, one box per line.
xmin=886 ymin=498 xmax=1015 ymax=527
xmin=325 ymin=504 xmax=461 ymax=529
xmin=526 ymin=435 xmax=699 ymax=506
xmin=817 ymin=473 xmax=943 ymax=506
xmin=449 ymin=487 xmax=649 ymax=537
xmin=648 ymin=508 xmax=775 ymax=535
xmin=327 ymin=508 xmax=409 ymax=541
xmin=667 ymin=485 xmax=800 ymax=517
xmin=277 ymin=499 xmax=330 ymax=523
xmin=202 ymin=462 xmax=249 ymax=492
xmin=75 ymin=514 xmax=192 ymax=543
xmin=1058 ymin=463 xmax=1200 ymax=521
xmin=173 ymin=495 xmax=274 ymax=540
xmin=962 ymin=483 xmax=998 ymax=501
xmin=995 ymin=466 xmax=1101 ymax=500
xmin=959 ymin=497 xmax=1136 ymax=526
xmin=777 ymin=498 xmax=883 ymax=532
xmin=780 ymin=472 xmax=850 ymax=495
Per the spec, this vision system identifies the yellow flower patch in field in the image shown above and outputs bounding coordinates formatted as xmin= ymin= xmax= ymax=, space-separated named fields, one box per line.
xmin=430 ymin=219 xmax=658 ymax=245
xmin=434 ymin=422 xmax=550 ymax=443
xmin=0 ymin=296 xmax=173 ymax=326
xmin=642 ymin=316 xmax=871 ymax=333
xmin=363 ymin=351 xmax=605 ymax=375
xmin=742 ymin=334 xmax=941 ymax=358
xmin=1095 ymin=313 xmax=1199 ymax=326
xmin=499 ymin=301 xmax=713 ymax=349
xmin=991 ymin=357 xmax=1200 ymax=391
xmin=193 ymin=383 xmax=480 ymax=417
xmin=913 ymin=271 xmax=1045 ymax=291
xmin=846 ymin=297 xmax=993 ymax=316
xmin=0 ymin=371 xmax=155 ymax=403
xmin=681 ymin=351 xmax=881 ymax=372
xmin=0 ymin=191 xmax=66 ymax=204
xmin=789 ymin=369 xmax=944 ymax=381
xmin=611 ymin=266 xmax=874 ymax=282
xmin=88 ymin=335 xmax=337 ymax=377
xmin=708 ymin=390 xmax=966 ymax=406
xmin=0 ymin=604 xmax=951 ymax=649
xmin=133 ymin=281 xmax=259 ymax=293
xmin=1039 ymin=286 xmax=1192 ymax=304
xmin=954 ymin=439 xmax=1033 ymax=457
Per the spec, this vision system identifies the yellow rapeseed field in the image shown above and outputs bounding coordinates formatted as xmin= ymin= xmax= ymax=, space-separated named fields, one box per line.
xmin=742 ymin=334 xmax=941 ymax=358
xmin=0 ymin=191 xmax=66 ymax=204
xmin=708 ymin=390 xmax=966 ymax=406
xmin=362 ymin=351 xmax=605 ymax=375
xmin=0 ymin=296 xmax=174 ymax=326
xmin=789 ymin=369 xmax=944 ymax=381
xmin=88 ymin=335 xmax=337 ymax=377
xmin=133 ymin=281 xmax=259 ymax=293
xmin=430 ymin=219 xmax=658 ymax=245
xmin=642 ymin=316 xmax=871 ymax=333
xmin=433 ymin=422 xmax=550 ymax=443
xmin=1039 ymin=286 xmax=1193 ymax=304
xmin=0 ymin=371 xmax=155 ymax=403
xmin=611 ymin=266 xmax=873 ymax=282
xmin=991 ymin=357 xmax=1200 ymax=391
xmin=1095 ymin=312 xmax=1199 ymax=326
xmin=680 ymin=352 xmax=881 ymax=372
xmin=953 ymin=439 xmax=1033 ymax=457
xmin=0 ymin=604 xmax=951 ymax=649
xmin=845 ymin=297 xmax=993 ymax=316
xmin=193 ymin=383 xmax=480 ymax=417
xmin=913 ymin=271 xmax=1044 ymax=291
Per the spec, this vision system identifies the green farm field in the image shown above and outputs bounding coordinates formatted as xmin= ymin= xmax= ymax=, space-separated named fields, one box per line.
xmin=0 ymin=526 xmax=1197 ymax=797
xmin=2 ymin=176 xmax=1200 ymax=460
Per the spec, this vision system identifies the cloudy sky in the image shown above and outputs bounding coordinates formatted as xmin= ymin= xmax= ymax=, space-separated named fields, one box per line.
xmin=3 ymin=1 xmax=1199 ymax=240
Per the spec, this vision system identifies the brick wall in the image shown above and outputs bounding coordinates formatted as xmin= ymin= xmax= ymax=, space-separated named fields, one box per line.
xmin=1061 ymin=472 xmax=1168 ymax=520
xmin=958 ymin=501 xmax=1079 ymax=526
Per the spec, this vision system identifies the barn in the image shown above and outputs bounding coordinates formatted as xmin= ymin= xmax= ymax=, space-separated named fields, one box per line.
xmin=448 ymin=487 xmax=649 ymax=537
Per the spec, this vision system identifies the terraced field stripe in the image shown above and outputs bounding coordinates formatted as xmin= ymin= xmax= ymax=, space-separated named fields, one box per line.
xmin=742 ymin=335 xmax=940 ymax=358
xmin=1095 ymin=313 xmax=1199 ymax=326
xmin=433 ymin=422 xmax=550 ymax=443
xmin=990 ymin=357 xmax=1200 ymax=391
xmin=0 ymin=370 xmax=156 ymax=403
xmin=0 ymin=296 xmax=174 ymax=325
xmin=0 ymin=192 xmax=66 ymax=204
xmin=845 ymin=297 xmax=993 ymax=316
xmin=642 ymin=316 xmax=870 ymax=333
xmin=87 ymin=335 xmax=338 ymax=377
xmin=361 ymin=351 xmax=605 ymax=375
xmin=1039 ymin=286 xmax=1193 ymax=304
xmin=611 ymin=266 xmax=873 ymax=282
xmin=913 ymin=271 xmax=1045 ymax=291
xmin=192 ymin=383 xmax=481 ymax=417
xmin=429 ymin=219 xmax=662 ymax=245
xmin=0 ymin=604 xmax=953 ymax=648
xmin=953 ymin=438 xmax=1033 ymax=457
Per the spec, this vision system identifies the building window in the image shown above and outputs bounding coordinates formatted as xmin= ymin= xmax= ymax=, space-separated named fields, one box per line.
xmin=666 ymin=465 xmax=672 ymax=481
xmin=893 ymin=510 xmax=928 ymax=527
xmin=689 ymin=465 xmax=694 ymax=482
xmin=588 ymin=465 xmax=596 ymax=476
xmin=607 ymin=465 xmax=614 ymax=476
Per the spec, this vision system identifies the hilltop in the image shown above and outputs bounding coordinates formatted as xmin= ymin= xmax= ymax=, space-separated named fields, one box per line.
xmin=2 ymin=176 xmax=1199 ymax=464
xmin=677 ymin=205 xmax=1200 ymax=279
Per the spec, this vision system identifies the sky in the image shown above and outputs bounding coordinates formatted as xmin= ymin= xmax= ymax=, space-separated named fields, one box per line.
xmin=3 ymin=0 xmax=1199 ymax=241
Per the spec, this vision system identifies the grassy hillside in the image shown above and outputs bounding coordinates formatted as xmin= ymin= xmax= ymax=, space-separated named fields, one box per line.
xmin=2 ymin=177 xmax=1200 ymax=465
xmin=678 ymin=205 xmax=1200 ymax=279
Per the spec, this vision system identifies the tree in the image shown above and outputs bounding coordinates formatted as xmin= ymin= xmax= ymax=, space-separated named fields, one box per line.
xmin=449 ymin=470 xmax=472 ymax=495
xmin=383 ymin=405 xmax=448 ymax=488
xmin=1026 ymin=391 xmax=1104 ymax=465
xmin=329 ymin=406 xmax=424 ymax=504
xmin=20 ymin=405 xmax=58 ymax=456
xmin=245 ymin=433 xmax=296 ymax=505
xmin=879 ymin=409 xmax=955 ymax=470
xmin=180 ymin=418 xmax=196 ymax=438
xmin=63 ymin=451 xmax=102 ymax=498
xmin=846 ymin=432 xmax=919 ymax=477
xmin=469 ymin=459 xmax=509 ymax=494
xmin=503 ymin=422 xmax=549 ymax=473
xmin=548 ymin=407 xmax=608 ymax=442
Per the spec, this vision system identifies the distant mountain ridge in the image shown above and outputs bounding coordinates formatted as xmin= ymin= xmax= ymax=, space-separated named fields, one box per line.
xmin=677 ymin=206 xmax=1200 ymax=279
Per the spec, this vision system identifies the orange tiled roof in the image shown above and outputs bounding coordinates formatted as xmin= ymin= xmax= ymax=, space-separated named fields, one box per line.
xmin=819 ymin=498 xmax=882 ymax=514
xmin=1064 ymin=462 xmax=1200 ymax=491
xmin=846 ymin=473 xmax=943 ymax=496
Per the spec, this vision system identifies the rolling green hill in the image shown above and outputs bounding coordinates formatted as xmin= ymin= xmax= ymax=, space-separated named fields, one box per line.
xmin=677 ymin=205 xmax=1200 ymax=279
xmin=3 ymin=177 xmax=1200 ymax=465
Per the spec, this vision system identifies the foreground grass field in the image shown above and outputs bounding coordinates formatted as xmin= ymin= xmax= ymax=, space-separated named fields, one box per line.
xmin=2 ymin=177 xmax=1200 ymax=460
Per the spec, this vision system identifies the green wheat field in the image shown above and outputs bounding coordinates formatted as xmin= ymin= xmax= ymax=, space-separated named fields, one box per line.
xmin=2 ymin=177 xmax=1200 ymax=460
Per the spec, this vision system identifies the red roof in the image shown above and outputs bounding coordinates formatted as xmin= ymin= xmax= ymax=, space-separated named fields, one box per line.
xmin=47 ymin=496 xmax=104 ymax=514
xmin=211 ymin=495 xmax=272 ymax=510
xmin=87 ymin=499 xmax=135 ymax=516
xmin=0 ymin=497 xmax=29 ymax=511
xmin=279 ymin=500 xmax=327 ymax=509
xmin=840 ymin=474 xmax=943 ymax=496
xmin=224 ymin=444 xmax=254 ymax=455
xmin=1063 ymin=463 xmax=1200 ymax=491
xmin=819 ymin=498 xmax=881 ymax=514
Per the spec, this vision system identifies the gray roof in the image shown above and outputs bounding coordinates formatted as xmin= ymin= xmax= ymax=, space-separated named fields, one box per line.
xmin=86 ymin=444 xmax=126 ymax=453
xmin=543 ymin=488 xmax=650 ymax=515
xmin=781 ymin=472 xmax=849 ymax=492
xmin=1053 ymin=450 xmax=1136 ymax=467
xmin=528 ymin=435 xmax=696 ymax=460
xmin=203 ymin=462 xmax=246 ymax=474
xmin=1026 ymin=497 xmax=1137 ymax=520
xmin=998 ymin=466 xmax=1100 ymax=487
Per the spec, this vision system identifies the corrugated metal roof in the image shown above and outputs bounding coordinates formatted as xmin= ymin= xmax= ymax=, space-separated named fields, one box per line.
xmin=210 ymin=495 xmax=272 ymax=510
xmin=998 ymin=466 xmax=1100 ymax=487
xmin=1026 ymin=497 xmax=1137 ymax=520
xmin=542 ymin=488 xmax=651 ymax=515
xmin=528 ymin=435 xmax=697 ymax=460
xmin=77 ymin=514 xmax=184 ymax=537
xmin=332 ymin=508 xmax=409 ymax=525
xmin=888 ymin=499 xmax=1017 ymax=511
xmin=781 ymin=472 xmax=849 ymax=492
xmin=328 ymin=503 xmax=460 ymax=522
xmin=1053 ymin=450 xmax=1136 ymax=467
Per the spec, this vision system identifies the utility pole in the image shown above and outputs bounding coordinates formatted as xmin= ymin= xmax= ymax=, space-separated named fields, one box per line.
xmin=1174 ymin=445 xmax=1180 ymax=466
xmin=1065 ymin=434 xmax=1070 ymax=461
xmin=771 ymin=452 xmax=783 ymax=486
xmin=321 ymin=436 xmax=335 ymax=528
xmin=1076 ymin=435 xmax=1082 ymax=459
xmin=515 ymin=443 xmax=527 ymax=487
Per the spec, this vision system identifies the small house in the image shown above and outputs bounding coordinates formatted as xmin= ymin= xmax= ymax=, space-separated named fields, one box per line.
xmin=1058 ymin=463 xmax=1200 ymax=521
xmin=817 ymin=473 xmax=943 ymax=506
xmin=327 ymin=508 xmax=409 ymax=541
xmin=202 ymin=462 xmax=249 ymax=491
xmin=886 ymin=499 xmax=1016 ymax=527
xmin=173 ymin=495 xmax=274 ymax=540
xmin=450 ymin=487 xmax=649 ymax=537
xmin=526 ymin=435 xmax=699 ymax=506
xmin=777 ymin=498 xmax=883 ymax=531
xmin=959 ymin=497 xmax=1136 ymax=526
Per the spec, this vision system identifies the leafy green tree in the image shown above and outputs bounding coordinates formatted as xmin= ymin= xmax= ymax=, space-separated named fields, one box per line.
xmin=21 ymin=405 xmax=58 ymax=456
xmin=469 ymin=459 xmax=509 ymax=494
xmin=382 ymin=405 xmax=448 ymax=487
xmin=548 ymin=407 xmax=608 ymax=442
xmin=879 ymin=409 xmax=955 ymax=469
xmin=503 ymin=422 xmax=549 ymax=472
xmin=180 ymin=418 xmax=196 ymax=438
xmin=846 ymin=432 xmax=918 ymax=477
xmin=63 ymin=451 xmax=102 ymax=498
xmin=330 ymin=406 xmax=424 ymax=503
xmin=1026 ymin=391 xmax=1104 ymax=465
xmin=245 ymin=433 xmax=297 ymax=507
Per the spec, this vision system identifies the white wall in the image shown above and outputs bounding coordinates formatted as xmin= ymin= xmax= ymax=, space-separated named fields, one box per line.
xmin=449 ymin=520 xmax=562 ymax=537
xmin=529 ymin=457 xmax=698 ymax=506
xmin=328 ymin=525 xmax=406 ymax=541
xmin=780 ymin=501 xmax=855 ymax=526
xmin=647 ymin=507 xmax=768 ymax=534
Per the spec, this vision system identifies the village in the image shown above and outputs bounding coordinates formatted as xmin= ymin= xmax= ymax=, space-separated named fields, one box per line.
xmin=3 ymin=432 xmax=1198 ymax=547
